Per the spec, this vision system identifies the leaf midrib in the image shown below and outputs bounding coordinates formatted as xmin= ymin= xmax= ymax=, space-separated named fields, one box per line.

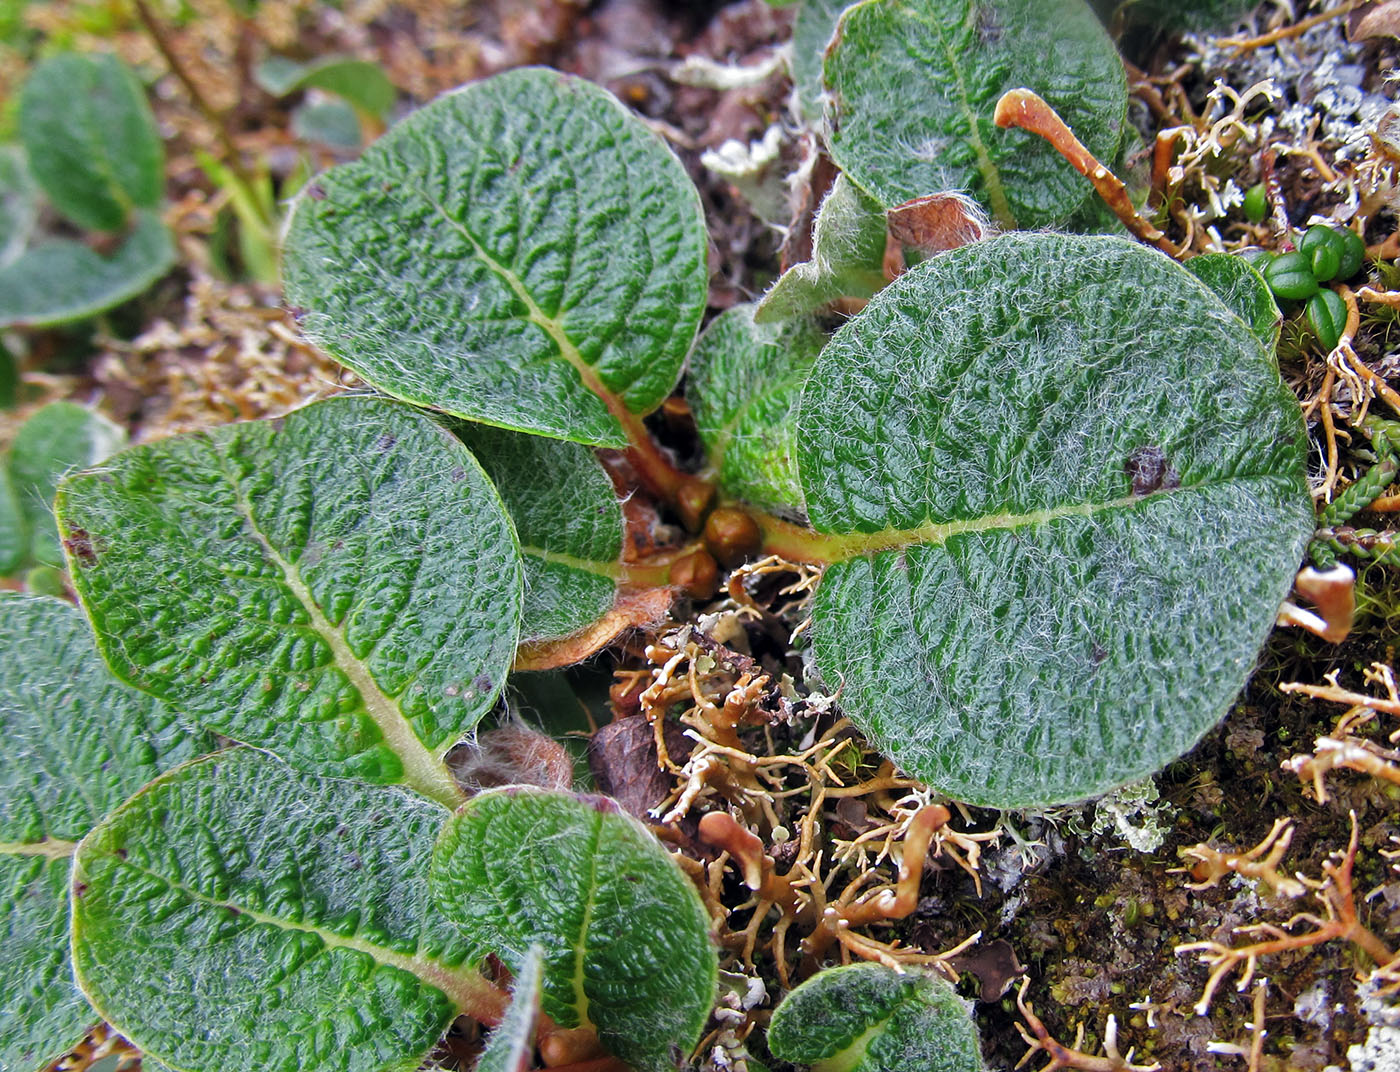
xmin=520 ymin=544 xmax=620 ymax=580
xmin=814 ymin=1006 xmax=899 ymax=1072
xmin=0 ymin=838 xmax=78 ymax=858
xmin=904 ymin=3 xmax=1015 ymax=228
xmin=97 ymin=854 xmax=492 ymax=1014
xmin=420 ymin=196 xmax=643 ymax=446
xmin=816 ymin=476 xmax=1273 ymax=560
xmin=569 ymin=811 xmax=604 ymax=1028
xmin=209 ymin=441 xmax=465 ymax=809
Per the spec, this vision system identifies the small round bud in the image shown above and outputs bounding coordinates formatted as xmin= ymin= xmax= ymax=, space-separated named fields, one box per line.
xmin=704 ymin=507 xmax=762 ymax=567
xmin=670 ymin=548 xmax=719 ymax=599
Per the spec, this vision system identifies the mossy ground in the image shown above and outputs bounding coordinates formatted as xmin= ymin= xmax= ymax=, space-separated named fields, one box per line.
xmin=7 ymin=1 xmax=1400 ymax=1070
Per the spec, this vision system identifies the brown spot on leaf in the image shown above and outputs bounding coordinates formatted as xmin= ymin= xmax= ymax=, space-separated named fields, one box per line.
xmin=63 ymin=528 xmax=98 ymax=567
xmin=1124 ymin=445 xmax=1180 ymax=496
xmin=375 ymin=433 xmax=396 ymax=452
xmin=307 ymin=183 xmax=327 ymax=200
xmin=976 ymin=4 xmax=1003 ymax=44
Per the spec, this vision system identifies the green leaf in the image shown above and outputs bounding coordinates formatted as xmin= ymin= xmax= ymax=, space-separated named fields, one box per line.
xmin=0 ymin=593 xmax=211 ymax=1072
xmin=767 ymin=964 xmax=984 ymax=1072
xmin=432 ymin=788 xmax=717 ymax=1072
xmin=18 ymin=52 xmax=163 ymax=232
xmin=55 ymin=395 xmax=523 ymax=806
xmin=0 ymin=464 xmax=29 ymax=576
xmin=476 ymin=946 xmax=543 ymax=1072
xmin=798 ymin=233 xmax=1313 ymax=808
xmin=823 ymin=0 xmax=1126 ymax=229
xmin=292 ymin=98 xmax=364 ymax=150
xmin=0 ymin=145 xmax=38 ymax=269
xmin=687 ymin=303 xmax=824 ymax=517
xmin=0 ymin=211 xmax=176 ymax=329
xmin=756 ymin=174 xmax=887 ymax=324
xmin=8 ymin=401 xmax=125 ymax=569
xmin=452 ymin=423 xmax=623 ymax=644
xmin=1184 ymin=253 xmax=1281 ymax=351
xmin=282 ymin=67 xmax=709 ymax=448
xmin=792 ymin=0 xmax=855 ymax=121
xmin=257 ymin=56 xmax=396 ymax=120
xmin=71 ymin=748 xmax=499 ymax=1072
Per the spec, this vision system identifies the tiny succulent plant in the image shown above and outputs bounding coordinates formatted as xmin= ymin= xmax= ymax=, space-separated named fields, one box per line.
xmin=2 ymin=1 xmax=1327 ymax=1069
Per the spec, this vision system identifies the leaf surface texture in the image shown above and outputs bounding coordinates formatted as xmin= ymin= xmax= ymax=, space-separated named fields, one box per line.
xmin=57 ymin=396 xmax=522 ymax=804
xmin=800 ymin=234 xmax=1313 ymax=807
xmin=283 ymin=68 xmax=708 ymax=447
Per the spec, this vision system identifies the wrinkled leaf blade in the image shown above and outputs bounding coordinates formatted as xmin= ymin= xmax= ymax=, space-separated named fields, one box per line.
xmin=0 ymin=212 xmax=176 ymax=330
xmin=768 ymin=963 xmax=983 ymax=1072
xmin=0 ymin=593 xmax=211 ymax=1072
xmin=56 ymin=395 xmax=523 ymax=805
xmin=688 ymin=303 xmax=823 ymax=517
xmin=432 ymin=788 xmax=717 ymax=1072
xmin=283 ymin=68 xmax=709 ymax=448
xmin=71 ymin=749 xmax=496 ymax=1072
xmin=824 ymin=0 xmax=1126 ymax=228
xmin=453 ymin=423 xmax=623 ymax=644
xmin=18 ymin=52 xmax=163 ymax=233
xmin=9 ymin=401 xmax=126 ymax=569
xmin=792 ymin=0 xmax=854 ymax=121
xmin=1184 ymin=253 xmax=1281 ymax=351
xmin=799 ymin=234 xmax=1313 ymax=808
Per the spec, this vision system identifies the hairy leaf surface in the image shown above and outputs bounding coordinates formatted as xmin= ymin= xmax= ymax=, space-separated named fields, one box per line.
xmin=0 ymin=212 xmax=176 ymax=329
xmin=823 ymin=0 xmax=1126 ymax=228
xmin=475 ymin=946 xmax=543 ymax=1072
xmin=767 ymin=964 xmax=983 ymax=1072
xmin=792 ymin=0 xmax=854 ymax=120
xmin=0 ymin=594 xmax=210 ymax=1072
xmin=757 ymin=174 xmax=887 ymax=324
xmin=71 ymin=749 xmax=497 ymax=1072
xmin=1184 ymin=253 xmax=1280 ymax=350
xmin=18 ymin=53 xmax=163 ymax=233
xmin=453 ymin=424 xmax=623 ymax=643
xmin=56 ymin=396 xmax=522 ymax=806
xmin=800 ymin=234 xmax=1313 ymax=808
xmin=432 ymin=788 xmax=717 ymax=1072
xmin=8 ymin=402 xmax=125 ymax=568
xmin=283 ymin=68 xmax=708 ymax=447
xmin=687 ymin=304 xmax=824 ymax=517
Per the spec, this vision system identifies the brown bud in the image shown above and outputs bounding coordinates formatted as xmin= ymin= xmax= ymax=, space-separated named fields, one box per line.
xmin=703 ymin=507 xmax=761 ymax=567
xmin=675 ymin=478 xmax=716 ymax=533
xmin=669 ymin=548 xmax=719 ymax=599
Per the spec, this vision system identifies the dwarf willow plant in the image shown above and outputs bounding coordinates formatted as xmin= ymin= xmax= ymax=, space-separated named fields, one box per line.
xmin=0 ymin=52 xmax=175 ymax=328
xmin=3 ymin=2 xmax=1317 ymax=1069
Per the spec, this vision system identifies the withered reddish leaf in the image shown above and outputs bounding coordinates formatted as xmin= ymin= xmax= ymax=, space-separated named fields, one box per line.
xmin=587 ymin=716 xmax=692 ymax=819
xmin=513 ymin=587 xmax=675 ymax=672
xmin=1350 ymin=0 xmax=1400 ymax=39
xmin=946 ymin=939 xmax=1026 ymax=1002
xmin=887 ymin=193 xmax=990 ymax=256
